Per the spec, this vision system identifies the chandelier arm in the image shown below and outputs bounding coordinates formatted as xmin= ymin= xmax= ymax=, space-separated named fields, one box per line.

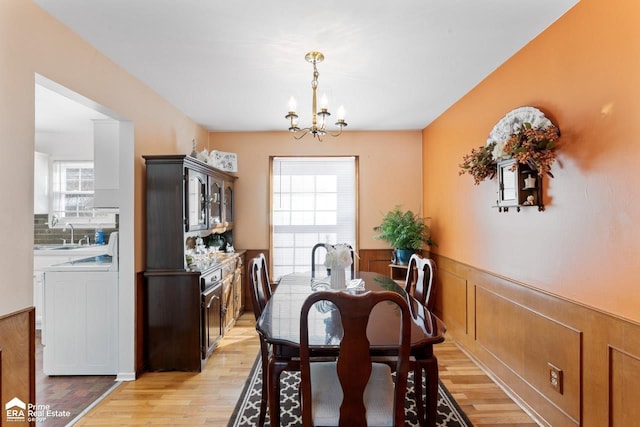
xmin=329 ymin=121 xmax=347 ymax=137
xmin=292 ymin=128 xmax=310 ymax=140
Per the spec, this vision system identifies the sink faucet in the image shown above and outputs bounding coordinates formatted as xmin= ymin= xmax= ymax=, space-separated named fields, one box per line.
xmin=79 ymin=235 xmax=91 ymax=245
xmin=63 ymin=223 xmax=75 ymax=245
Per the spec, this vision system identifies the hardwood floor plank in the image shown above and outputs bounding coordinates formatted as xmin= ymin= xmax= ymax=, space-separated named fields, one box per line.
xmin=76 ymin=314 xmax=538 ymax=426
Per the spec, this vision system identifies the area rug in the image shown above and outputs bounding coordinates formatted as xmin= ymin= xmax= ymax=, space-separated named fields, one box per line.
xmin=228 ymin=356 xmax=473 ymax=427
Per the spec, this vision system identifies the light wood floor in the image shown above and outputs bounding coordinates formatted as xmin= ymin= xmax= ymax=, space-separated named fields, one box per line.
xmin=76 ymin=313 xmax=538 ymax=426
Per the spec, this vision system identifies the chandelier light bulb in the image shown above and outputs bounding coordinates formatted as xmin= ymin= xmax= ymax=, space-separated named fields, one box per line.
xmin=288 ymin=96 xmax=297 ymax=113
xmin=337 ymin=105 xmax=345 ymax=121
xmin=320 ymin=94 xmax=329 ymax=110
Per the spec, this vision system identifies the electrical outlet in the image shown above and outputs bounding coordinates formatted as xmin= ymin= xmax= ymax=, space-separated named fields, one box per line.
xmin=548 ymin=362 xmax=563 ymax=394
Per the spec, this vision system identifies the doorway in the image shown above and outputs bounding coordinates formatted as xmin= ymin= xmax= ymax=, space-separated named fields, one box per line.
xmin=33 ymin=75 xmax=135 ymax=420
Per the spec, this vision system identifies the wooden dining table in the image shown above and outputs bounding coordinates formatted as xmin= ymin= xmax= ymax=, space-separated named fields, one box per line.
xmin=256 ymin=271 xmax=446 ymax=426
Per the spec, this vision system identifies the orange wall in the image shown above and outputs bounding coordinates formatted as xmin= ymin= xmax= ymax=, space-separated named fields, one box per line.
xmin=423 ymin=0 xmax=640 ymax=322
xmin=0 ymin=0 xmax=208 ymax=315
xmin=209 ymin=131 xmax=423 ymax=250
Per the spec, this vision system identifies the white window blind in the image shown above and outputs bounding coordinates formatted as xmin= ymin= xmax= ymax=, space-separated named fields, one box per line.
xmin=51 ymin=161 xmax=95 ymax=219
xmin=271 ymin=157 xmax=357 ymax=280
xmin=49 ymin=160 xmax=116 ymax=228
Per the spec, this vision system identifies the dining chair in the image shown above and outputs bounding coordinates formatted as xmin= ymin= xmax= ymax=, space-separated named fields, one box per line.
xmin=404 ymin=253 xmax=438 ymax=311
xmin=256 ymin=253 xmax=272 ymax=301
xmin=248 ymin=255 xmax=272 ymax=426
xmin=404 ymin=253 xmax=438 ymax=423
xmin=248 ymin=253 xmax=297 ymax=426
xmin=310 ymin=243 xmax=356 ymax=279
xmin=299 ymin=290 xmax=412 ymax=426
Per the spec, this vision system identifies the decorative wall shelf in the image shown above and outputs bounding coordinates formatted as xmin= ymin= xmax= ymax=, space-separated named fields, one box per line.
xmin=459 ymin=106 xmax=559 ymax=212
xmin=494 ymin=158 xmax=544 ymax=212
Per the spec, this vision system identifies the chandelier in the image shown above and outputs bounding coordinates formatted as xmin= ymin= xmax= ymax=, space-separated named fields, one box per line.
xmin=285 ymin=51 xmax=348 ymax=141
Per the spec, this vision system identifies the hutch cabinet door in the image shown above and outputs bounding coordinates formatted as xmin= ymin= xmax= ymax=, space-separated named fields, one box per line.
xmin=201 ymin=283 xmax=222 ymax=359
xmin=209 ymin=177 xmax=223 ymax=226
xmin=223 ymin=181 xmax=234 ymax=224
xmin=232 ymin=258 xmax=243 ymax=318
xmin=185 ymin=168 xmax=209 ymax=231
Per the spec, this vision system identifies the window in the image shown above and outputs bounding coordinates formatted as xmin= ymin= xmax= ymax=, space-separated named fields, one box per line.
xmin=271 ymin=157 xmax=357 ymax=280
xmin=49 ymin=161 xmax=115 ymax=227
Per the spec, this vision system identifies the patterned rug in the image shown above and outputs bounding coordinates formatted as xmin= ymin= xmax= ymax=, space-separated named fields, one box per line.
xmin=228 ymin=356 xmax=473 ymax=427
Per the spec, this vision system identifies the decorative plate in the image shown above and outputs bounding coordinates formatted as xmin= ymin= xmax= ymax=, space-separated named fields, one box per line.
xmin=486 ymin=106 xmax=553 ymax=147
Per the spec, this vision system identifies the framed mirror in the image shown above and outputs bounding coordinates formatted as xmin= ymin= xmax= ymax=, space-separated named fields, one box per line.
xmin=497 ymin=159 xmax=518 ymax=208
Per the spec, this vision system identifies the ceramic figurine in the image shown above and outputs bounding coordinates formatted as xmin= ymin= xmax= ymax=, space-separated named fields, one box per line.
xmin=190 ymin=139 xmax=198 ymax=157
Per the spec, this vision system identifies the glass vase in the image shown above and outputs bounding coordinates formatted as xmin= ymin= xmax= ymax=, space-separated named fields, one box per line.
xmin=330 ymin=268 xmax=346 ymax=290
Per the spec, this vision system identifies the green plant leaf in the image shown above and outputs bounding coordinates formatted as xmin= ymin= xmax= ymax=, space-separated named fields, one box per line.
xmin=373 ymin=205 xmax=436 ymax=250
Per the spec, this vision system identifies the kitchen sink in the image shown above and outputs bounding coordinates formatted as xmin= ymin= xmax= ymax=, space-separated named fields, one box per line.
xmin=34 ymin=244 xmax=92 ymax=250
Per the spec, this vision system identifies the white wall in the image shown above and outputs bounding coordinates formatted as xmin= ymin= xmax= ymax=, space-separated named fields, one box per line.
xmin=1 ymin=1 xmax=208 ymax=382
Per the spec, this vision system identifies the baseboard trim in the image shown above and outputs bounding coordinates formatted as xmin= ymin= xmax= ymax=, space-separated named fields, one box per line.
xmin=116 ymin=372 xmax=137 ymax=381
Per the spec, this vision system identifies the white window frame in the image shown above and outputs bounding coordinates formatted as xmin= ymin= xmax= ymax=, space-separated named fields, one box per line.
xmin=48 ymin=160 xmax=116 ymax=228
xmin=270 ymin=156 xmax=358 ymax=281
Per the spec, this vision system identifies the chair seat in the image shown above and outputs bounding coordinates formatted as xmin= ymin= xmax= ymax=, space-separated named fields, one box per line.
xmin=309 ymin=361 xmax=395 ymax=426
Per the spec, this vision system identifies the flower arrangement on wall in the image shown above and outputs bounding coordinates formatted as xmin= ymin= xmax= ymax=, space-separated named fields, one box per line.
xmin=458 ymin=143 xmax=498 ymax=185
xmin=459 ymin=106 xmax=560 ymax=185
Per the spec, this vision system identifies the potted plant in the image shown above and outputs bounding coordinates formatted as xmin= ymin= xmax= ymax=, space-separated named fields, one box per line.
xmin=373 ymin=206 xmax=435 ymax=265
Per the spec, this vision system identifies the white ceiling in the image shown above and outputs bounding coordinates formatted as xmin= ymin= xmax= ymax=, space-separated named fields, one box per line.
xmin=34 ymin=0 xmax=579 ymax=133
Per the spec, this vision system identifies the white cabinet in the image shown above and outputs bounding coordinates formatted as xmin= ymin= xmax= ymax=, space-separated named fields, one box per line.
xmin=93 ymin=119 xmax=120 ymax=208
xmin=34 ymin=246 xmax=109 ymax=329
xmin=42 ymin=271 xmax=118 ymax=375
xmin=35 ymin=255 xmax=82 ymax=330
xmin=34 ymin=151 xmax=49 ymax=214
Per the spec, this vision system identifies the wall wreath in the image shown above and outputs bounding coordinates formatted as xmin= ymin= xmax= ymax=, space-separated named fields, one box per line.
xmin=459 ymin=106 xmax=560 ymax=185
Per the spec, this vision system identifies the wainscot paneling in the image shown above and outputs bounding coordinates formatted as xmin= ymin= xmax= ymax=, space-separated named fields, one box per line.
xmin=357 ymin=249 xmax=394 ymax=276
xmin=438 ymin=267 xmax=468 ymax=337
xmin=475 ymin=286 xmax=581 ymax=425
xmin=0 ymin=307 xmax=35 ymax=424
xmin=610 ymin=345 xmax=640 ymax=426
xmin=431 ymin=253 xmax=640 ymax=427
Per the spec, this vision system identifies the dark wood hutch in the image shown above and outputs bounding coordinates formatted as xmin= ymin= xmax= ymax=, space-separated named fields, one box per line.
xmin=142 ymin=154 xmax=243 ymax=372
